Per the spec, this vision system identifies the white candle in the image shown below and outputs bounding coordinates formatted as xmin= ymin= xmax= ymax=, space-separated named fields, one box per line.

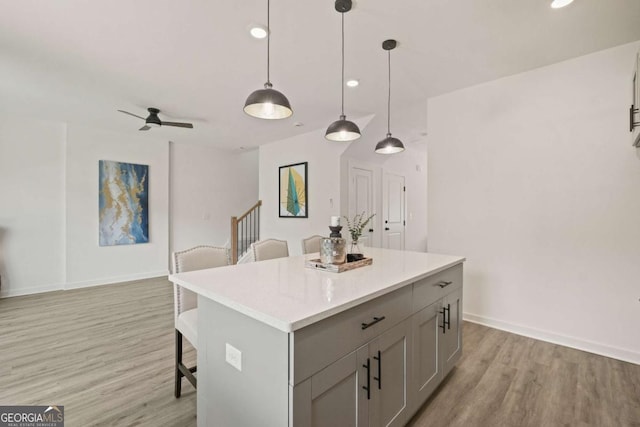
xmin=331 ymin=216 xmax=340 ymax=227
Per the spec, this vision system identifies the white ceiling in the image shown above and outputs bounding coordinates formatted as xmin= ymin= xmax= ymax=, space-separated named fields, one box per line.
xmin=1 ymin=0 xmax=639 ymax=150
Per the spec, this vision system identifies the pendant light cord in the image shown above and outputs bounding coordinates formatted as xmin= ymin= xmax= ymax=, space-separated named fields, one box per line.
xmin=341 ymin=12 xmax=345 ymax=116
xmin=387 ymin=49 xmax=391 ymax=134
xmin=266 ymin=0 xmax=271 ymax=85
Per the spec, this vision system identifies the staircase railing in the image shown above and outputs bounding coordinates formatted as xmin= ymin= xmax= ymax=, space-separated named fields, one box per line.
xmin=231 ymin=200 xmax=262 ymax=264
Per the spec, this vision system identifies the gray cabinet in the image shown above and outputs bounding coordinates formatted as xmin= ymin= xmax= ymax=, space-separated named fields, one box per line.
xmin=441 ymin=288 xmax=462 ymax=377
xmin=411 ymin=287 xmax=462 ymax=402
xmin=370 ymin=319 xmax=411 ymax=427
xmin=294 ymin=319 xmax=411 ymax=427
xmin=410 ymin=301 xmax=442 ymax=414
xmin=409 ymin=265 xmax=463 ymax=415
xmin=196 ymin=262 xmax=463 ymax=427
xmin=293 ymin=345 xmax=369 ymax=427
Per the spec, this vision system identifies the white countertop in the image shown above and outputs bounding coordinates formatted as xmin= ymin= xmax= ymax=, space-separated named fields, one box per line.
xmin=169 ymin=247 xmax=465 ymax=333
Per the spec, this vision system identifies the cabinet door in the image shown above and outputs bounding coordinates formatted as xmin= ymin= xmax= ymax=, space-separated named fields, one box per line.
xmin=370 ymin=319 xmax=411 ymax=427
xmin=409 ymin=301 xmax=443 ymax=414
xmin=441 ymin=288 xmax=462 ymax=377
xmin=293 ymin=345 xmax=369 ymax=427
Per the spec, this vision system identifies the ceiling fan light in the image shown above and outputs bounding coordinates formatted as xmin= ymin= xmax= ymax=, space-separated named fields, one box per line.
xmin=325 ymin=116 xmax=361 ymax=141
xmin=146 ymin=122 xmax=161 ymax=128
xmin=244 ymin=85 xmax=293 ymax=119
xmin=375 ymin=134 xmax=405 ymax=154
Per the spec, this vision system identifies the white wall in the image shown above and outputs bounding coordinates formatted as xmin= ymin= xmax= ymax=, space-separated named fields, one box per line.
xmin=0 ymin=116 xmax=66 ymax=296
xmin=259 ymin=127 xmax=350 ymax=255
xmin=65 ymin=125 xmax=170 ymax=287
xmin=0 ymin=115 xmax=259 ymax=296
xmin=428 ymin=41 xmax=640 ymax=363
xmin=170 ymin=144 xmax=258 ymax=252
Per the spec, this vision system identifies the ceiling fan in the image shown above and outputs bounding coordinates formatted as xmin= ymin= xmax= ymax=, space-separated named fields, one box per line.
xmin=118 ymin=107 xmax=194 ymax=131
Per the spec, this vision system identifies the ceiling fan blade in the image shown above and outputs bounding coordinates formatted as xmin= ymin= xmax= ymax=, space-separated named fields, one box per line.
xmin=162 ymin=121 xmax=194 ymax=129
xmin=118 ymin=110 xmax=146 ymax=120
xmin=139 ymin=125 xmax=151 ymax=131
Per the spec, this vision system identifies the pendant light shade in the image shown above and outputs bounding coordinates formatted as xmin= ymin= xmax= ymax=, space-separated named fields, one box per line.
xmin=244 ymin=83 xmax=292 ymax=120
xmin=325 ymin=0 xmax=361 ymax=142
xmin=375 ymin=134 xmax=405 ymax=154
xmin=375 ymin=39 xmax=404 ymax=154
xmin=244 ymin=0 xmax=293 ymax=120
xmin=326 ymin=115 xmax=361 ymax=141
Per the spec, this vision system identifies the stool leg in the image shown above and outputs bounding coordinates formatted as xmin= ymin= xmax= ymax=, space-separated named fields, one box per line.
xmin=175 ymin=329 xmax=183 ymax=398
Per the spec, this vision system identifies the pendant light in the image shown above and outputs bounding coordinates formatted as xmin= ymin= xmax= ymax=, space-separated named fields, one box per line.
xmin=375 ymin=39 xmax=405 ymax=154
xmin=325 ymin=0 xmax=361 ymax=142
xmin=244 ymin=0 xmax=293 ymax=120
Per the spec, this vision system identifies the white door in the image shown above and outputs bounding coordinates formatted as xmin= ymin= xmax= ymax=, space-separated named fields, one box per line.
xmin=382 ymin=172 xmax=405 ymax=250
xmin=349 ymin=166 xmax=374 ymax=247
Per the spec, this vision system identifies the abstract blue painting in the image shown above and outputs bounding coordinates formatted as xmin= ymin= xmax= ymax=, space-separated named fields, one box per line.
xmin=99 ymin=160 xmax=149 ymax=246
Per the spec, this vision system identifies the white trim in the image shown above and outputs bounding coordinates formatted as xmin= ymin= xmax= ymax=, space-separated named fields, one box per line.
xmin=0 ymin=271 xmax=169 ymax=298
xmin=0 ymin=283 xmax=65 ymax=298
xmin=464 ymin=312 xmax=640 ymax=365
xmin=64 ymin=270 xmax=169 ymax=290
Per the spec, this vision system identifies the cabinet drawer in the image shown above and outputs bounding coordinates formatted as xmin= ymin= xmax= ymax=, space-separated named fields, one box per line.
xmin=292 ymin=285 xmax=412 ymax=385
xmin=412 ymin=264 xmax=462 ymax=313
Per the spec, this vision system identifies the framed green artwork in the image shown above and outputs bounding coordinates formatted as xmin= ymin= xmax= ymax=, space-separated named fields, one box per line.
xmin=279 ymin=162 xmax=308 ymax=218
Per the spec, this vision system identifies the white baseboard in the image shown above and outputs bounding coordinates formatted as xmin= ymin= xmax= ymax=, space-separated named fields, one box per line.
xmin=64 ymin=270 xmax=169 ymax=290
xmin=0 ymin=283 xmax=65 ymax=298
xmin=463 ymin=312 xmax=640 ymax=366
xmin=0 ymin=271 xmax=169 ymax=299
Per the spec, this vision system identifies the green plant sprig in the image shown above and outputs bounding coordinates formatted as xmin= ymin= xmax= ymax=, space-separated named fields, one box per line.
xmin=343 ymin=212 xmax=376 ymax=242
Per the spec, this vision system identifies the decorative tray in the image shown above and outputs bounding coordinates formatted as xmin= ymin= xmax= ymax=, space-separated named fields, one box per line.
xmin=305 ymin=257 xmax=373 ymax=273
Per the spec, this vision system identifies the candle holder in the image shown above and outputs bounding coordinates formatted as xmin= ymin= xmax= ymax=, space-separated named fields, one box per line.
xmin=329 ymin=225 xmax=343 ymax=238
xmin=321 ymin=225 xmax=346 ymax=264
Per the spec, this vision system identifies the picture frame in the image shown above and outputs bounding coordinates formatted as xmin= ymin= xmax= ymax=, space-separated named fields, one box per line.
xmin=279 ymin=162 xmax=308 ymax=218
xmin=99 ymin=160 xmax=149 ymax=246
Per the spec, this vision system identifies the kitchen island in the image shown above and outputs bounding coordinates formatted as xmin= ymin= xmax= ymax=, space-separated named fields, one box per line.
xmin=169 ymin=247 xmax=465 ymax=427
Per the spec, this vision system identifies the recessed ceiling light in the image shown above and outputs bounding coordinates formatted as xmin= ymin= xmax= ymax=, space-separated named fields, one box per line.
xmin=551 ymin=0 xmax=574 ymax=9
xmin=346 ymin=79 xmax=359 ymax=88
xmin=249 ymin=25 xmax=268 ymax=39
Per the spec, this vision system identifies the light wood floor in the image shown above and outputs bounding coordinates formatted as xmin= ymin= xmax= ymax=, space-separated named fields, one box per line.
xmin=408 ymin=322 xmax=640 ymax=427
xmin=0 ymin=278 xmax=197 ymax=426
xmin=1 ymin=278 xmax=639 ymax=426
